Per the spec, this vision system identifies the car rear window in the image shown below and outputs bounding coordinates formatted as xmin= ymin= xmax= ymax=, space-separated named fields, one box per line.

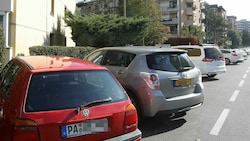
xmin=205 ymin=48 xmax=223 ymax=59
xmin=25 ymin=70 xmax=127 ymax=112
xmin=146 ymin=52 xmax=195 ymax=72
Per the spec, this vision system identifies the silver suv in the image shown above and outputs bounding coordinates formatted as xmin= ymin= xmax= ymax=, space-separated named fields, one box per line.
xmin=85 ymin=46 xmax=204 ymax=118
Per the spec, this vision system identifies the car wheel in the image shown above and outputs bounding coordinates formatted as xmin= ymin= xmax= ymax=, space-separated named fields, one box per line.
xmin=225 ymin=58 xmax=230 ymax=65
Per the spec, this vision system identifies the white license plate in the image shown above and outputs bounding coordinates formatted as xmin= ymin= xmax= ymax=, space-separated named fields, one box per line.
xmin=61 ymin=118 xmax=108 ymax=138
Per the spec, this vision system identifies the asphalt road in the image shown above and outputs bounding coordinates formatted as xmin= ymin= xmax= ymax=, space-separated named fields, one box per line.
xmin=140 ymin=58 xmax=250 ymax=141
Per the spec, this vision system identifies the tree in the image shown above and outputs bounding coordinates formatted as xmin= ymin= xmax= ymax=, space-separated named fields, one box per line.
xmin=0 ymin=26 xmax=6 ymax=71
xmin=117 ymin=0 xmax=170 ymax=45
xmin=65 ymin=13 xmax=148 ymax=47
xmin=203 ymin=3 xmax=227 ymax=46
xmin=227 ymin=30 xmax=242 ymax=48
xmin=181 ymin=25 xmax=205 ymax=43
xmin=241 ymin=30 xmax=250 ymax=47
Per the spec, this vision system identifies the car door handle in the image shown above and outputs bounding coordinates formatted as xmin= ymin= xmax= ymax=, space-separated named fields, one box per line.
xmin=116 ymin=70 xmax=124 ymax=74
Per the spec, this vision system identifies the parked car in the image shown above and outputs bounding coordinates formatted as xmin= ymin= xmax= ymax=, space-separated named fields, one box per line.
xmin=220 ymin=49 xmax=242 ymax=65
xmin=84 ymin=46 xmax=204 ymax=119
xmin=0 ymin=56 xmax=141 ymax=141
xmin=172 ymin=45 xmax=226 ymax=77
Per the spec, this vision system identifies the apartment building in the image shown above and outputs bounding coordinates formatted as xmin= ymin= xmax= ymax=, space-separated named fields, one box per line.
xmin=158 ymin=0 xmax=203 ymax=36
xmin=227 ymin=16 xmax=237 ymax=30
xmin=0 ymin=0 xmax=76 ymax=61
xmin=237 ymin=19 xmax=250 ymax=33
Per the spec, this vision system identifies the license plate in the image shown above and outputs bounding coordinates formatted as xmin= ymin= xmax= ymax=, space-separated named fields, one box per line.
xmin=173 ymin=78 xmax=192 ymax=87
xmin=61 ymin=118 xmax=108 ymax=138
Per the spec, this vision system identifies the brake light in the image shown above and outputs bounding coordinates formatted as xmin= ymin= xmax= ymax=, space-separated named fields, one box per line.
xmin=202 ymin=58 xmax=214 ymax=62
xmin=124 ymin=104 xmax=138 ymax=133
xmin=140 ymin=72 xmax=160 ymax=89
xmin=232 ymin=53 xmax=237 ymax=56
xmin=12 ymin=118 xmax=39 ymax=141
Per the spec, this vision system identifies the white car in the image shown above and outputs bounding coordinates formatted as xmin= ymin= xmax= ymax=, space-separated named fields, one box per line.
xmin=172 ymin=45 xmax=226 ymax=77
xmin=220 ymin=49 xmax=244 ymax=65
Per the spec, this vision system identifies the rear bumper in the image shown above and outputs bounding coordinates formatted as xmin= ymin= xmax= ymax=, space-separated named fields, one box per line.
xmin=104 ymin=129 xmax=142 ymax=141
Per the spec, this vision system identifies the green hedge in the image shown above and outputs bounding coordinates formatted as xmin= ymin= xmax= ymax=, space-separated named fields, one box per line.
xmin=29 ymin=46 xmax=97 ymax=59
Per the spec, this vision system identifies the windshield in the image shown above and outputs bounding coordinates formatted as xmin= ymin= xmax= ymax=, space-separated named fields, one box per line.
xmin=146 ymin=52 xmax=195 ymax=72
xmin=25 ymin=70 xmax=127 ymax=112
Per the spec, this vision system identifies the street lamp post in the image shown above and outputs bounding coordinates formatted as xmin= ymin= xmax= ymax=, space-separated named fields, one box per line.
xmin=124 ymin=0 xmax=126 ymax=18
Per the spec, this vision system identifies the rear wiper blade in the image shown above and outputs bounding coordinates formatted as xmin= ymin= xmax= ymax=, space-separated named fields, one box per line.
xmin=75 ymin=97 xmax=112 ymax=113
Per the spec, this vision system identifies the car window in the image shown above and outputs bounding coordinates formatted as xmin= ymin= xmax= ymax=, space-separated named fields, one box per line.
xmin=85 ymin=50 xmax=105 ymax=65
xmin=146 ymin=52 xmax=195 ymax=72
xmin=0 ymin=62 xmax=21 ymax=97
xmin=205 ymin=48 xmax=223 ymax=59
xmin=25 ymin=70 xmax=127 ymax=112
xmin=102 ymin=51 xmax=135 ymax=67
xmin=177 ymin=48 xmax=201 ymax=57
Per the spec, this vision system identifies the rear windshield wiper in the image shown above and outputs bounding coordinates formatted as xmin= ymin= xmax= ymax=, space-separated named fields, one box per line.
xmin=75 ymin=97 xmax=112 ymax=113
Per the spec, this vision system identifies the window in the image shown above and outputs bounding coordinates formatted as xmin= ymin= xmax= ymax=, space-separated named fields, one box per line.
xmin=25 ymin=71 xmax=127 ymax=112
xmin=146 ymin=53 xmax=194 ymax=72
xmin=103 ymin=51 xmax=135 ymax=67
xmin=0 ymin=15 xmax=3 ymax=28
xmin=0 ymin=62 xmax=21 ymax=97
xmin=51 ymin=0 xmax=55 ymax=16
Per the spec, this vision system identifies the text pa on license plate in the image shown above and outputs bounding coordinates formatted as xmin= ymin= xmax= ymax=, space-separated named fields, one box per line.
xmin=61 ymin=118 xmax=108 ymax=138
xmin=173 ymin=78 xmax=192 ymax=87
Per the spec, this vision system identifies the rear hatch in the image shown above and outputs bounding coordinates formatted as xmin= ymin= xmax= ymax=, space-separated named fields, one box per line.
xmin=204 ymin=47 xmax=226 ymax=73
xmin=146 ymin=52 xmax=201 ymax=98
xmin=20 ymin=70 xmax=137 ymax=141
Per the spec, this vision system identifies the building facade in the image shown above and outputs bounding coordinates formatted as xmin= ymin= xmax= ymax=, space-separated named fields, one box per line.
xmin=158 ymin=0 xmax=204 ymax=36
xmin=237 ymin=19 xmax=250 ymax=33
xmin=0 ymin=0 xmax=76 ymax=61
xmin=227 ymin=16 xmax=237 ymax=30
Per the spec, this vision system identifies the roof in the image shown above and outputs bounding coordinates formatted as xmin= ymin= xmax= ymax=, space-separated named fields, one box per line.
xmin=15 ymin=55 xmax=105 ymax=71
xmin=94 ymin=46 xmax=186 ymax=54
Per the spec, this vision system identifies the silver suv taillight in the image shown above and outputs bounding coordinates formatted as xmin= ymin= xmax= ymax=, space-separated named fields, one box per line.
xmin=140 ymin=72 xmax=160 ymax=89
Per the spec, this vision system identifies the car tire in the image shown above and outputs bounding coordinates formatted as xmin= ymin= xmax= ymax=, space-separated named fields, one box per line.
xmin=225 ymin=58 xmax=230 ymax=65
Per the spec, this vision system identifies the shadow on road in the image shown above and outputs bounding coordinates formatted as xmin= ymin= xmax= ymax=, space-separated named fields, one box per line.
xmin=202 ymin=77 xmax=219 ymax=82
xmin=139 ymin=115 xmax=187 ymax=138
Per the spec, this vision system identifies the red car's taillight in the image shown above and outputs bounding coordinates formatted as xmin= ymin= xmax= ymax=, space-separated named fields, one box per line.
xmin=12 ymin=118 xmax=39 ymax=141
xmin=124 ymin=104 xmax=138 ymax=133
xmin=140 ymin=72 xmax=160 ymax=89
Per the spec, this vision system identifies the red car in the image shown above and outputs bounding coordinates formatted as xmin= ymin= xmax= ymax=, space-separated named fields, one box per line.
xmin=0 ymin=56 xmax=141 ymax=141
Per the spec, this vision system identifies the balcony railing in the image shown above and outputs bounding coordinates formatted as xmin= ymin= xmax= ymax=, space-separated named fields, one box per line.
xmin=186 ymin=0 xmax=195 ymax=3
xmin=186 ymin=7 xmax=195 ymax=15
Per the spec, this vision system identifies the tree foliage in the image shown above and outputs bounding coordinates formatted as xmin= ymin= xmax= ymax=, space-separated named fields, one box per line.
xmin=203 ymin=3 xmax=227 ymax=46
xmin=0 ymin=26 xmax=6 ymax=71
xmin=227 ymin=30 xmax=242 ymax=48
xmin=181 ymin=25 xmax=205 ymax=42
xmin=241 ymin=30 xmax=250 ymax=47
xmin=65 ymin=13 xmax=149 ymax=47
xmin=117 ymin=0 xmax=170 ymax=45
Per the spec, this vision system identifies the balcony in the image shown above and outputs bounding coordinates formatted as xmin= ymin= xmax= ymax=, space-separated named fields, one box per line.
xmin=186 ymin=7 xmax=195 ymax=15
xmin=186 ymin=0 xmax=195 ymax=3
xmin=0 ymin=0 xmax=13 ymax=12
xmin=162 ymin=18 xmax=178 ymax=24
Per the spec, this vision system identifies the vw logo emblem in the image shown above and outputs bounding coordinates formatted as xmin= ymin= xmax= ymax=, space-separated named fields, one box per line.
xmin=82 ymin=109 xmax=90 ymax=117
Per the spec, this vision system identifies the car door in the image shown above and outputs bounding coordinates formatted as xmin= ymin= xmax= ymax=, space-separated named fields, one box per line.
xmin=101 ymin=50 xmax=135 ymax=85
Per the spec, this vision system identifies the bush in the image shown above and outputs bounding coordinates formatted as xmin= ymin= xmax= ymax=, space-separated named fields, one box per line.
xmin=29 ymin=46 xmax=97 ymax=59
xmin=0 ymin=26 xmax=6 ymax=71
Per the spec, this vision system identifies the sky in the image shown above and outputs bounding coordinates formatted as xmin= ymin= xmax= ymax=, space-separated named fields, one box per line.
xmin=204 ymin=0 xmax=250 ymax=21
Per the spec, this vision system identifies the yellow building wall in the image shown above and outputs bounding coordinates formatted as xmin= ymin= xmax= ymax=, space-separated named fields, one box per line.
xmin=10 ymin=0 xmax=76 ymax=56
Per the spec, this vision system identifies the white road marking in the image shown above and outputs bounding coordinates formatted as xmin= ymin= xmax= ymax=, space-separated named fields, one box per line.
xmin=210 ymin=109 xmax=230 ymax=136
xmin=246 ymin=70 xmax=250 ymax=73
xmin=229 ymin=90 xmax=240 ymax=102
xmin=243 ymin=74 xmax=247 ymax=79
xmin=238 ymin=80 xmax=244 ymax=87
